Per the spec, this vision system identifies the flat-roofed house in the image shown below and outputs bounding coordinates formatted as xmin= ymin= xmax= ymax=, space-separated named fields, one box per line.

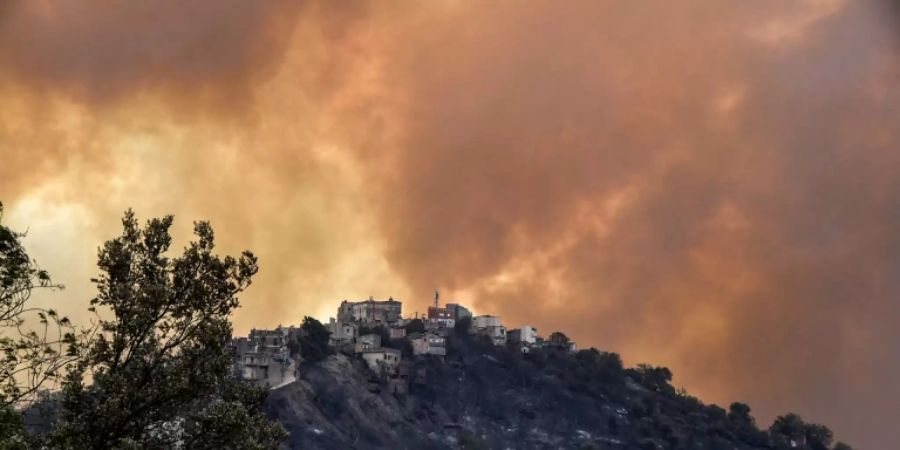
xmin=472 ymin=315 xmax=507 ymax=346
xmin=231 ymin=328 xmax=296 ymax=388
xmin=328 ymin=318 xmax=358 ymax=346
xmin=337 ymin=297 xmax=402 ymax=325
xmin=410 ymin=332 xmax=447 ymax=356
xmin=446 ymin=303 xmax=472 ymax=321
xmin=361 ymin=347 xmax=402 ymax=377
xmin=355 ymin=333 xmax=382 ymax=353
xmin=426 ymin=306 xmax=455 ymax=330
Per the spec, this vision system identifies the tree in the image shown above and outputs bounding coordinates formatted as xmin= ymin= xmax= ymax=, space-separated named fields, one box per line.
xmin=572 ymin=349 xmax=624 ymax=383
xmin=453 ymin=316 xmax=471 ymax=335
xmin=803 ymin=423 xmax=833 ymax=450
xmin=728 ymin=402 xmax=753 ymax=426
xmin=297 ymin=316 xmax=331 ymax=363
xmin=727 ymin=402 xmax=768 ymax=446
xmin=1 ymin=201 xmax=85 ymax=448
xmin=0 ymin=402 xmax=27 ymax=450
xmin=0 ymin=201 xmax=82 ymax=411
xmin=47 ymin=211 xmax=285 ymax=449
xmin=549 ymin=331 xmax=569 ymax=346
xmin=769 ymin=413 xmax=806 ymax=449
xmin=633 ymin=364 xmax=674 ymax=394
xmin=404 ymin=318 xmax=425 ymax=334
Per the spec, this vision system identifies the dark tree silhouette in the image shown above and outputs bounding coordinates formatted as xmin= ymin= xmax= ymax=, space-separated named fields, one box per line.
xmin=0 ymin=201 xmax=82 ymax=411
xmin=548 ymin=331 xmax=569 ymax=345
xmin=632 ymin=364 xmax=674 ymax=394
xmin=770 ymin=413 xmax=807 ymax=449
xmin=47 ymin=211 xmax=285 ymax=449
xmin=404 ymin=318 xmax=425 ymax=334
xmin=453 ymin=316 xmax=471 ymax=335
xmin=1 ymin=201 xmax=85 ymax=448
xmin=728 ymin=402 xmax=753 ymax=425
xmin=298 ymin=316 xmax=331 ymax=363
xmin=804 ymin=423 xmax=834 ymax=450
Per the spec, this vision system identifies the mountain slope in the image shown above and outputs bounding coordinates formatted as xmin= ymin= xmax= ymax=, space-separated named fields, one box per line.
xmin=265 ymin=328 xmax=830 ymax=450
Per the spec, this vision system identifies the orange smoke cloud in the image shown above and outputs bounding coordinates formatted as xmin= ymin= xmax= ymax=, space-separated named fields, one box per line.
xmin=1 ymin=1 xmax=898 ymax=448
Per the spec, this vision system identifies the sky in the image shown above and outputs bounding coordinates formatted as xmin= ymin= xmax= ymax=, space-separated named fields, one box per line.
xmin=1 ymin=1 xmax=898 ymax=447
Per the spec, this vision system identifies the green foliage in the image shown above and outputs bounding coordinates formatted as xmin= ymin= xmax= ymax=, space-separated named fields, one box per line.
xmin=631 ymin=364 xmax=675 ymax=394
xmin=804 ymin=423 xmax=834 ymax=450
xmin=768 ymin=413 xmax=834 ymax=450
xmin=297 ymin=316 xmax=331 ymax=363
xmin=0 ymin=403 xmax=27 ymax=450
xmin=770 ymin=413 xmax=806 ymax=446
xmin=727 ymin=402 xmax=753 ymax=425
xmin=278 ymin=312 xmax=856 ymax=450
xmin=0 ymin=201 xmax=84 ymax=409
xmin=572 ymin=348 xmax=624 ymax=383
xmin=46 ymin=210 xmax=285 ymax=449
xmin=0 ymin=201 xmax=860 ymax=450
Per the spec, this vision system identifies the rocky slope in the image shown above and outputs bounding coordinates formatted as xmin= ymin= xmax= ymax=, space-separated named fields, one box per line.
xmin=264 ymin=329 xmax=845 ymax=450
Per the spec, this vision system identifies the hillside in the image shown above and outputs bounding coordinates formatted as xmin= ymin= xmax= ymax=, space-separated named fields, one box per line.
xmin=264 ymin=325 xmax=847 ymax=450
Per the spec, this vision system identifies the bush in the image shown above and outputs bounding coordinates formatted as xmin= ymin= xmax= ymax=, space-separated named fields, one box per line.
xmin=298 ymin=316 xmax=332 ymax=363
xmin=572 ymin=348 xmax=624 ymax=384
xmin=404 ymin=319 xmax=425 ymax=334
xmin=630 ymin=364 xmax=674 ymax=394
xmin=454 ymin=316 xmax=472 ymax=335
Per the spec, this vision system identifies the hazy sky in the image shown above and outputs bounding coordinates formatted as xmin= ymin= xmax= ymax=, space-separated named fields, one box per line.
xmin=1 ymin=1 xmax=897 ymax=447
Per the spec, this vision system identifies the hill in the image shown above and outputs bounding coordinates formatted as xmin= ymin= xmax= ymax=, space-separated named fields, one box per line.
xmin=264 ymin=324 xmax=848 ymax=450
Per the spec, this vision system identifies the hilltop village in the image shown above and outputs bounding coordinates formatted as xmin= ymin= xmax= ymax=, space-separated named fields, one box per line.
xmin=230 ymin=293 xmax=576 ymax=390
xmin=233 ymin=295 xmax=848 ymax=450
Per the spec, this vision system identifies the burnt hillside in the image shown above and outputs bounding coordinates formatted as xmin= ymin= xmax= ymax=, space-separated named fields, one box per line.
xmin=264 ymin=327 xmax=848 ymax=450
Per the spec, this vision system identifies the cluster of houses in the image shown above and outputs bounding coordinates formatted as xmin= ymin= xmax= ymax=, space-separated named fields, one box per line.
xmin=230 ymin=327 xmax=299 ymax=388
xmin=230 ymin=293 xmax=576 ymax=389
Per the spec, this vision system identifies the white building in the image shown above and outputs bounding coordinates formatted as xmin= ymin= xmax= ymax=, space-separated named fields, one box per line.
xmin=473 ymin=315 xmax=501 ymax=329
xmin=521 ymin=325 xmax=538 ymax=345
xmin=472 ymin=315 xmax=507 ymax=346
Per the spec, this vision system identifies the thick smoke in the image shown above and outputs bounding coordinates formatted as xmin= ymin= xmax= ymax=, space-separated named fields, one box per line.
xmin=0 ymin=1 xmax=897 ymax=447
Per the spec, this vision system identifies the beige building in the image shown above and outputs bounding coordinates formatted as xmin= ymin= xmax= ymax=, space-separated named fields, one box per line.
xmin=232 ymin=329 xmax=296 ymax=388
xmin=390 ymin=326 xmax=407 ymax=339
xmin=328 ymin=319 xmax=358 ymax=346
xmin=410 ymin=332 xmax=446 ymax=356
xmin=337 ymin=297 xmax=402 ymax=325
xmin=355 ymin=333 xmax=382 ymax=353
xmin=361 ymin=348 xmax=402 ymax=377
